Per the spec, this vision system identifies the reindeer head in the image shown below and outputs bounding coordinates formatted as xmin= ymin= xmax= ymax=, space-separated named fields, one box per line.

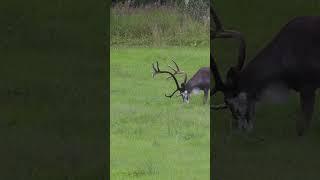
xmin=210 ymin=5 xmax=253 ymax=132
xmin=179 ymin=82 xmax=190 ymax=103
xmin=152 ymin=60 xmax=190 ymax=103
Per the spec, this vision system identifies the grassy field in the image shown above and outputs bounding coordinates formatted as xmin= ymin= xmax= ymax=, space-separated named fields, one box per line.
xmin=110 ymin=47 xmax=210 ymax=179
xmin=212 ymin=0 xmax=320 ymax=179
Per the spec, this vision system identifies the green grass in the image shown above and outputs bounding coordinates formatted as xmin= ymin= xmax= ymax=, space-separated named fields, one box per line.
xmin=212 ymin=0 xmax=320 ymax=179
xmin=110 ymin=47 xmax=210 ymax=179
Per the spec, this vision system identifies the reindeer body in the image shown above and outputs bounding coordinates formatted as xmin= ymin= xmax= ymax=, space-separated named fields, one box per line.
xmin=231 ymin=16 xmax=320 ymax=135
xmin=183 ymin=67 xmax=211 ymax=104
xmin=152 ymin=60 xmax=210 ymax=104
xmin=211 ymin=6 xmax=320 ymax=136
xmin=238 ymin=16 xmax=320 ymax=96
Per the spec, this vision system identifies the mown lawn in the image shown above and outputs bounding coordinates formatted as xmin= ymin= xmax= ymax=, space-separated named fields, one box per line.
xmin=110 ymin=47 xmax=210 ymax=180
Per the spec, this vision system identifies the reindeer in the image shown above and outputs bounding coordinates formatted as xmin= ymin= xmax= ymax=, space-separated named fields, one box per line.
xmin=210 ymin=5 xmax=320 ymax=136
xmin=152 ymin=60 xmax=210 ymax=104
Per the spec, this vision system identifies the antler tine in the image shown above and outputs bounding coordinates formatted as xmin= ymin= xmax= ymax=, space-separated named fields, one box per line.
xmin=152 ymin=63 xmax=156 ymax=78
xmin=165 ymin=89 xmax=179 ymax=98
xmin=151 ymin=61 xmax=182 ymax=98
xmin=166 ymin=59 xmax=185 ymax=79
xmin=210 ymin=4 xmax=246 ymax=71
xmin=211 ymin=103 xmax=228 ymax=110
xmin=210 ymin=4 xmax=246 ymax=111
xmin=168 ymin=65 xmax=176 ymax=72
xmin=156 ymin=61 xmax=160 ymax=71
xmin=152 ymin=62 xmax=160 ymax=78
xmin=210 ymin=53 xmax=225 ymax=93
xmin=210 ymin=5 xmax=226 ymax=95
xmin=210 ymin=3 xmax=223 ymax=33
xmin=214 ymin=30 xmax=246 ymax=70
xmin=171 ymin=59 xmax=181 ymax=71
xmin=152 ymin=61 xmax=162 ymax=78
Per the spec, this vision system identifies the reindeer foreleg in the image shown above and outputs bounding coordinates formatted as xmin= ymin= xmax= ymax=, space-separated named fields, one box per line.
xmin=203 ymin=89 xmax=209 ymax=104
xmin=297 ymin=88 xmax=315 ymax=136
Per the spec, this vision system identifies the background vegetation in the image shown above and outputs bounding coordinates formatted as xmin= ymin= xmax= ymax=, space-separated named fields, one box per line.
xmin=110 ymin=0 xmax=209 ymax=47
xmin=212 ymin=0 xmax=320 ymax=180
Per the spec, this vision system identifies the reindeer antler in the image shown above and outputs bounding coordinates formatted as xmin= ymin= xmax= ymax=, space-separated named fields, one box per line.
xmin=210 ymin=4 xmax=246 ymax=72
xmin=166 ymin=59 xmax=186 ymax=79
xmin=152 ymin=61 xmax=182 ymax=98
xmin=210 ymin=3 xmax=246 ymax=110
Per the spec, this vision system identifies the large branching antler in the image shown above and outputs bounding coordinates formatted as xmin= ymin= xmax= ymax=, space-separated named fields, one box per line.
xmin=210 ymin=4 xmax=247 ymax=71
xmin=211 ymin=104 xmax=228 ymax=110
xmin=210 ymin=53 xmax=225 ymax=93
xmin=152 ymin=61 xmax=182 ymax=98
xmin=210 ymin=4 xmax=246 ymax=72
xmin=210 ymin=3 xmax=246 ymax=110
xmin=210 ymin=53 xmax=228 ymax=109
xmin=166 ymin=59 xmax=187 ymax=83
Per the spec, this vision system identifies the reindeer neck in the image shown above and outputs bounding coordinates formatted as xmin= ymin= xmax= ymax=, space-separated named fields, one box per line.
xmin=237 ymin=41 xmax=283 ymax=99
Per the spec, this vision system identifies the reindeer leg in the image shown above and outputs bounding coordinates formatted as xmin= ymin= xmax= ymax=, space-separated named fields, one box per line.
xmin=203 ymin=89 xmax=208 ymax=104
xmin=246 ymin=100 xmax=256 ymax=133
xmin=297 ymin=88 xmax=315 ymax=136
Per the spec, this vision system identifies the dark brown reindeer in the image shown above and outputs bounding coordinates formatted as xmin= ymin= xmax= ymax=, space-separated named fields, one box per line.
xmin=152 ymin=60 xmax=210 ymax=104
xmin=210 ymin=5 xmax=320 ymax=136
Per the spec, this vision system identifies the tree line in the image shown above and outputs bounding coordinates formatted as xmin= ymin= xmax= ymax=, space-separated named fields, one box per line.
xmin=111 ymin=0 xmax=209 ymax=8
